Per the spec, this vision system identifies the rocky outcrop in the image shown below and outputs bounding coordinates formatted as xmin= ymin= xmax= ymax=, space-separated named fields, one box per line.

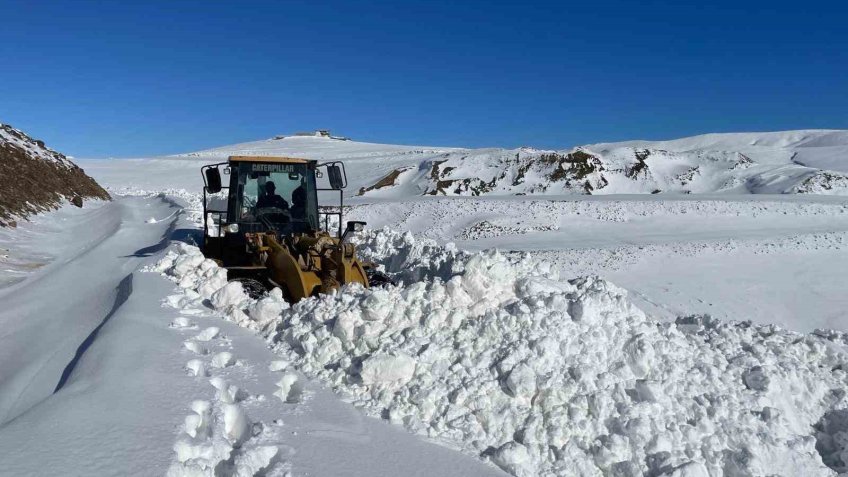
xmin=0 ymin=124 xmax=110 ymax=226
xmin=356 ymin=142 xmax=842 ymax=198
xmin=357 ymin=168 xmax=411 ymax=196
xmin=790 ymin=170 xmax=848 ymax=194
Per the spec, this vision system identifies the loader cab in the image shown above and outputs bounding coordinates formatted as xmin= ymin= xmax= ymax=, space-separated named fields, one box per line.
xmin=201 ymin=156 xmax=349 ymax=266
xmin=228 ymin=157 xmax=319 ymax=234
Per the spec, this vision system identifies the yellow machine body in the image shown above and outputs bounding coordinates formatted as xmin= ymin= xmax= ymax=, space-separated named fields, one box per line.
xmin=246 ymin=231 xmax=369 ymax=302
xmin=201 ymin=155 xmax=374 ymax=303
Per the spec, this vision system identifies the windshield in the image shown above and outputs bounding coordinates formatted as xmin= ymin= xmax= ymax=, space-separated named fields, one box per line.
xmin=234 ymin=162 xmax=318 ymax=230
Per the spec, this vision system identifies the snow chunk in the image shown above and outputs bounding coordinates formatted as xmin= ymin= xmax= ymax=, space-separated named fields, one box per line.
xmin=211 ymin=282 xmax=248 ymax=310
xmin=223 ymin=404 xmax=250 ymax=445
xmin=248 ymin=289 xmax=288 ymax=329
xmin=269 ymin=360 xmax=290 ymax=372
xmin=743 ymin=365 xmax=770 ymax=391
xmin=492 ymin=442 xmax=534 ymax=477
xmin=504 ymin=363 xmax=536 ymax=399
xmin=360 ymin=353 xmax=416 ymax=385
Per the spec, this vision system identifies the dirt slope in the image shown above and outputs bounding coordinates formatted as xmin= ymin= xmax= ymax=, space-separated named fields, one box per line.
xmin=0 ymin=124 xmax=109 ymax=226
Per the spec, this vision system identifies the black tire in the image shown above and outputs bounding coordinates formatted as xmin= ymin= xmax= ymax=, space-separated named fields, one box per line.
xmin=366 ymin=269 xmax=396 ymax=288
xmin=230 ymin=278 xmax=268 ymax=299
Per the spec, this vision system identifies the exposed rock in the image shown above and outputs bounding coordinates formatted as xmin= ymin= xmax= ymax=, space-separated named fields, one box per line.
xmin=0 ymin=123 xmax=110 ymax=225
xmin=357 ymin=168 xmax=410 ymax=195
xmin=349 ymin=134 xmax=848 ymax=199
xmin=791 ymin=170 xmax=848 ymax=194
xmin=626 ymin=149 xmax=651 ymax=179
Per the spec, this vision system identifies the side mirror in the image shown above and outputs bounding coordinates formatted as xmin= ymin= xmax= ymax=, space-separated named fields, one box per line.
xmin=205 ymin=167 xmax=222 ymax=194
xmin=341 ymin=221 xmax=366 ymax=243
xmin=328 ymin=165 xmax=344 ymax=189
xmin=346 ymin=221 xmax=365 ymax=232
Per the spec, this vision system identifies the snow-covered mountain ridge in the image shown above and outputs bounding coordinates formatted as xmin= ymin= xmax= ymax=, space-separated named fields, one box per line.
xmin=174 ymin=129 xmax=848 ymax=197
xmin=0 ymin=123 xmax=110 ymax=226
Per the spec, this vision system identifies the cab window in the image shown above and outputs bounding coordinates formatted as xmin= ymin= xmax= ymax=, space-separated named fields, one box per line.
xmin=236 ymin=162 xmax=317 ymax=229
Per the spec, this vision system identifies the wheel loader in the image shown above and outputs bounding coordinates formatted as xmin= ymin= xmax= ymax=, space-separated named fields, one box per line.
xmin=200 ymin=156 xmax=386 ymax=302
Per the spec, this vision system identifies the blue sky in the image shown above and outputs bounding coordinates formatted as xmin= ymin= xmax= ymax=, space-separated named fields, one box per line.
xmin=1 ymin=0 xmax=846 ymax=158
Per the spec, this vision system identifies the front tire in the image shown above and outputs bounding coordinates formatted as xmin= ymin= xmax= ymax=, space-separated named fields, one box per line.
xmin=230 ymin=278 xmax=268 ymax=299
xmin=365 ymin=269 xmax=396 ymax=288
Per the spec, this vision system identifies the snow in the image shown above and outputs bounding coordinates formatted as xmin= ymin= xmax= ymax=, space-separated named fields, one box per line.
xmin=195 ymin=327 xmax=220 ymax=342
xmin=359 ymin=353 xmax=417 ymax=385
xmin=80 ymin=129 xmax=848 ymax=200
xmin=155 ymin=228 xmax=848 ymax=476
xmin=211 ymin=352 xmax=235 ymax=369
xmin=3 ymin=129 xmax=848 ymax=476
xmin=274 ymin=373 xmax=302 ymax=404
xmin=589 ymin=130 xmax=848 ymax=173
xmin=0 ymin=195 xmax=503 ymax=477
xmin=344 ymin=195 xmax=848 ymax=331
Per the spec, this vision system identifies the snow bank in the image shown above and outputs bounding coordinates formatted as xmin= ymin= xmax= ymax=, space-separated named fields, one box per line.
xmin=152 ymin=230 xmax=848 ymax=476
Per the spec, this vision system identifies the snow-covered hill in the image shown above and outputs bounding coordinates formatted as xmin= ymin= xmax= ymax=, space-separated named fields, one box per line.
xmin=0 ymin=124 xmax=109 ymax=226
xmin=170 ymin=129 xmax=848 ymax=198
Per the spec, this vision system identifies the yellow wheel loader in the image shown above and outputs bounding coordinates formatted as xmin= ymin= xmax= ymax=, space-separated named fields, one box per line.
xmin=200 ymin=156 xmax=388 ymax=302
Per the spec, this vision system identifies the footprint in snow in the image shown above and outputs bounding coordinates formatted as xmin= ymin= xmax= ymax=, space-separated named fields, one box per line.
xmin=194 ymin=326 xmax=220 ymax=342
xmin=183 ymin=340 xmax=207 ymax=355
xmin=233 ymin=446 xmax=281 ymax=475
xmin=185 ymin=359 xmax=208 ymax=377
xmin=210 ymin=377 xmax=244 ymax=404
xmin=183 ymin=400 xmax=212 ymax=439
xmin=274 ymin=373 xmax=303 ymax=404
xmin=211 ymin=351 xmax=235 ymax=368
xmin=170 ymin=401 xmax=282 ymax=476
xmin=169 ymin=317 xmax=196 ymax=330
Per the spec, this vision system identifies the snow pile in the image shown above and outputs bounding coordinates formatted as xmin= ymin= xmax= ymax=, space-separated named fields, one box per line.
xmin=109 ymin=187 xmax=207 ymax=228
xmin=352 ymin=228 xmax=467 ymax=284
xmin=148 ymin=243 xmax=288 ymax=335
xmin=152 ymin=230 xmax=848 ymax=476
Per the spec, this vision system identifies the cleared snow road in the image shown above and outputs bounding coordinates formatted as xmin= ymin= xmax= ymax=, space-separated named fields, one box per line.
xmin=0 ymin=197 xmax=503 ymax=476
xmin=0 ymin=196 xmax=180 ymax=425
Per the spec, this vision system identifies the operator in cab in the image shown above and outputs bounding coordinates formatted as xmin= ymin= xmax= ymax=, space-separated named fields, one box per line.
xmin=256 ymin=181 xmax=289 ymax=210
xmin=290 ymin=185 xmax=307 ymax=219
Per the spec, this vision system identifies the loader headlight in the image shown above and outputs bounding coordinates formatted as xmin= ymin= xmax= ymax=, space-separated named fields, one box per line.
xmin=225 ymin=224 xmax=239 ymax=234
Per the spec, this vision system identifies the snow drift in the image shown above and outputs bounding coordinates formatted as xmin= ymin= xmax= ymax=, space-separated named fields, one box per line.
xmin=152 ymin=230 xmax=848 ymax=476
xmin=0 ymin=123 xmax=109 ymax=226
